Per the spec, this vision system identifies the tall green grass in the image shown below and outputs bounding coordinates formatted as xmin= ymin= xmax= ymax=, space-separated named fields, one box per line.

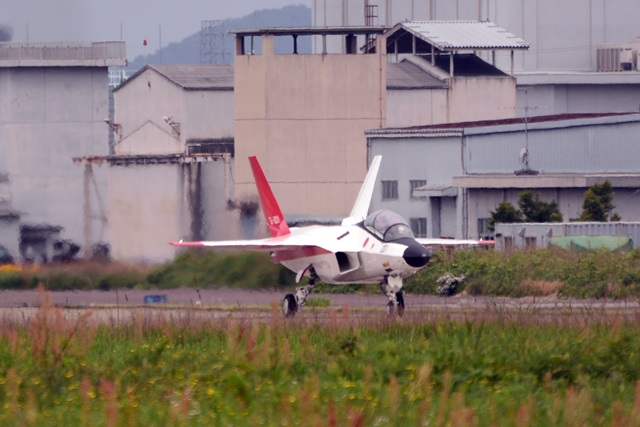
xmin=1 ymin=293 xmax=640 ymax=425
xmin=4 ymin=247 xmax=640 ymax=298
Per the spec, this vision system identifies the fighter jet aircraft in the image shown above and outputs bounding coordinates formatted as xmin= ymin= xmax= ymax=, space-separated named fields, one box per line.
xmin=171 ymin=155 xmax=482 ymax=316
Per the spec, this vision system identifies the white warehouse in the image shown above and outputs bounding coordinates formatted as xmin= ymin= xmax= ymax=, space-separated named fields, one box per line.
xmin=367 ymin=112 xmax=640 ymax=240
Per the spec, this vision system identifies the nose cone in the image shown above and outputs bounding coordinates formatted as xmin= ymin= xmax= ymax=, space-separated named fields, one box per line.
xmin=403 ymin=242 xmax=430 ymax=268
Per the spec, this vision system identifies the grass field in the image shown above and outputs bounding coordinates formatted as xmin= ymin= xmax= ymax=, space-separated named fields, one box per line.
xmin=1 ymin=292 xmax=640 ymax=425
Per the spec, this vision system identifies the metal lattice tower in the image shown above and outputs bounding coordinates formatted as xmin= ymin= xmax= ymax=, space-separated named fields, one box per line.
xmin=200 ymin=20 xmax=226 ymax=64
xmin=364 ymin=0 xmax=378 ymax=26
xmin=364 ymin=1 xmax=379 ymax=52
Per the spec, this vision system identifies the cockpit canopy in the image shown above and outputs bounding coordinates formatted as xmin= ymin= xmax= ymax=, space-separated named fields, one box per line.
xmin=363 ymin=210 xmax=415 ymax=242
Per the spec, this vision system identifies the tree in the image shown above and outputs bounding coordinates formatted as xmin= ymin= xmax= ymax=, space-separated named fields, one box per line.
xmin=518 ymin=191 xmax=563 ymax=223
xmin=489 ymin=202 xmax=522 ymax=231
xmin=579 ymin=180 xmax=619 ymax=222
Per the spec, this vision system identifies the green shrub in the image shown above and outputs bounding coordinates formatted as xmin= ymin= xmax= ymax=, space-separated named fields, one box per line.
xmin=146 ymin=250 xmax=295 ymax=289
xmin=0 ymin=270 xmax=25 ymax=289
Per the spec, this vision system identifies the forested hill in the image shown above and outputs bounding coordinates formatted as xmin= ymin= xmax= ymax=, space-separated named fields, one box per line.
xmin=127 ymin=4 xmax=311 ymax=73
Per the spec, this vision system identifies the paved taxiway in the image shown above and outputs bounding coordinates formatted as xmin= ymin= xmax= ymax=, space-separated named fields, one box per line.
xmin=0 ymin=289 xmax=638 ymax=326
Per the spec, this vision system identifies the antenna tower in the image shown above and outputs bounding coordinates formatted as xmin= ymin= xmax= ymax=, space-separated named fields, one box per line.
xmin=514 ymin=87 xmax=542 ymax=176
xmin=200 ymin=20 xmax=225 ymax=64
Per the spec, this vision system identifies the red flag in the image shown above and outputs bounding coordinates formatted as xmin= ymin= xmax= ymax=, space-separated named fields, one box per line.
xmin=143 ymin=39 xmax=147 ymax=46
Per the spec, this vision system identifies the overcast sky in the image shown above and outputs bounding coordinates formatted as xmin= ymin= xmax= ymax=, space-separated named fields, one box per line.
xmin=1 ymin=0 xmax=308 ymax=59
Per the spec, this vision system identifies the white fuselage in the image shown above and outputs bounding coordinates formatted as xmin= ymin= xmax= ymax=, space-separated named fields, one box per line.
xmin=270 ymin=224 xmax=424 ymax=285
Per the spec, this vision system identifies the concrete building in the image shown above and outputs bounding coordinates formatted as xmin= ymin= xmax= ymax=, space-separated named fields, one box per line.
xmin=313 ymin=0 xmax=640 ymax=73
xmin=103 ymin=64 xmax=236 ymax=263
xmin=0 ymin=172 xmax=19 ymax=261
xmin=315 ymin=0 xmax=640 ymax=120
xmin=367 ymin=112 xmax=640 ymax=240
xmin=230 ymin=26 xmax=388 ymax=221
xmin=384 ymin=21 xmax=527 ymax=126
xmin=0 ymin=41 xmax=126 ymax=262
xmin=229 ymin=23 xmax=526 ymax=226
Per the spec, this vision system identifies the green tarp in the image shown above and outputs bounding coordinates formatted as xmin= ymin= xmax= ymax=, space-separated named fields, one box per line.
xmin=549 ymin=235 xmax=633 ymax=252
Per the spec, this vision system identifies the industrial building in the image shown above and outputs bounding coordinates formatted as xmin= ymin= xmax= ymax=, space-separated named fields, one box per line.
xmin=313 ymin=0 xmax=640 ymax=73
xmin=314 ymin=0 xmax=640 ymax=118
xmin=4 ymin=4 xmax=640 ymax=263
xmin=230 ymin=26 xmax=387 ymax=221
xmin=229 ymin=22 xmax=527 ymax=226
xmin=103 ymin=64 xmax=236 ymax=263
xmin=367 ymin=112 xmax=640 ymax=240
xmin=0 ymin=41 xmax=126 ymax=262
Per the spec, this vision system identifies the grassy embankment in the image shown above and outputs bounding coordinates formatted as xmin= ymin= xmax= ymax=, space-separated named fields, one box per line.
xmin=1 ymin=294 xmax=640 ymax=425
xmin=3 ymin=247 xmax=640 ymax=298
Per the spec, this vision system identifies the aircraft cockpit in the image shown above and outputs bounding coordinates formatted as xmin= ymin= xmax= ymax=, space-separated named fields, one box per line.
xmin=363 ymin=210 xmax=415 ymax=242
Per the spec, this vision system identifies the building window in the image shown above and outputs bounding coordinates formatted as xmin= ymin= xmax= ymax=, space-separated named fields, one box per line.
xmin=382 ymin=180 xmax=398 ymax=200
xmin=477 ymin=218 xmax=493 ymax=240
xmin=410 ymin=180 xmax=427 ymax=199
xmin=410 ymin=218 xmax=427 ymax=238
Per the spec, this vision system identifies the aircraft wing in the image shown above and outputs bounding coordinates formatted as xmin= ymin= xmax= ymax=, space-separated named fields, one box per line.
xmin=170 ymin=238 xmax=298 ymax=252
xmin=170 ymin=228 xmax=365 ymax=254
xmin=417 ymin=238 xmax=495 ymax=248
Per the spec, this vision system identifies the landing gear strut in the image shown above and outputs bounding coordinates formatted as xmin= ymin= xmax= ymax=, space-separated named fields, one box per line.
xmin=283 ymin=266 xmax=318 ymax=318
xmin=381 ymin=275 xmax=405 ymax=317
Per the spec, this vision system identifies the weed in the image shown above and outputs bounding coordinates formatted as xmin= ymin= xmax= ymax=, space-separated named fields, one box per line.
xmin=1 ymin=295 xmax=640 ymax=424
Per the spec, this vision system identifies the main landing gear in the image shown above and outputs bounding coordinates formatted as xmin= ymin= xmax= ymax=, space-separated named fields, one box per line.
xmin=282 ymin=266 xmax=318 ymax=318
xmin=381 ymin=275 xmax=405 ymax=317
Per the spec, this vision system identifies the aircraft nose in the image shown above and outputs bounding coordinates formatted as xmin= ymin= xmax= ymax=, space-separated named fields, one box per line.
xmin=403 ymin=242 xmax=430 ymax=268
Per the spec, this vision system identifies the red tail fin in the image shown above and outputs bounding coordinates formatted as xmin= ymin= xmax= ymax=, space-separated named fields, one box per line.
xmin=249 ymin=156 xmax=291 ymax=237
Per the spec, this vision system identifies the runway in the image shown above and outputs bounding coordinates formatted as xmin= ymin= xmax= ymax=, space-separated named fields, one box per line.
xmin=1 ymin=288 xmax=639 ymax=326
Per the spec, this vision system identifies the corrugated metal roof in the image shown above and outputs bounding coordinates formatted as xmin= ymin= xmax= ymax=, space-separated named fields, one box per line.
xmin=387 ymin=60 xmax=447 ymax=89
xmin=392 ymin=21 xmax=529 ymax=51
xmin=116 ymin=64 xmax=233 ymax=91
xmin=371 ymin=112 xmax=640 ymax=133
xmin=151 ymin=64 xmax=233 ymax=90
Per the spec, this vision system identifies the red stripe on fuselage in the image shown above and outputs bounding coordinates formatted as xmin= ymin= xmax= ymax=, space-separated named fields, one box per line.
xmin=169 ymin=241 xmax=204 ymax=247
xmin=271 ymin=246 xmax=332 ymax=263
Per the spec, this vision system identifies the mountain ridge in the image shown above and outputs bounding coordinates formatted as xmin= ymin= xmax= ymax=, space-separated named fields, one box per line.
xmin=127 ymin=4 xmax=311 ymax=73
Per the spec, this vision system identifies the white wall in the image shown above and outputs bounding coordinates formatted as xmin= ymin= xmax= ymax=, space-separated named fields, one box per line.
xmin=114 ymin=68 xmax=234 ymax=148
xmin=0 ymin=67 xmax=110 ymax=249
xmin=315 ymin=0 xmax=640 ymax=72
xmin=234 ymin=35 xmax=386 ymax=220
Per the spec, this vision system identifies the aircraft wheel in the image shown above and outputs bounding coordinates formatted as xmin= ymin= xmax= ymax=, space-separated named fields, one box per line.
xmin=386 ymin=301 xmax=395 ymax=316
xmin=283 ymin=294 xmax=298 ymax=318
xmin=396 ymin=291 xmax=405 ymax=317
xmin=386 ymin=292 xmax=405 ymax=317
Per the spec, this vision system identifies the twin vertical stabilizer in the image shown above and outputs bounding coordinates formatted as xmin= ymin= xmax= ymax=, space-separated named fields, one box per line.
xmin=249 ymin=156 xmax=291 ymax=237
xmin=250 ymin=155 xmax=382 ymax=234
xmin=342 ymin=155 xmax=382 ymax=226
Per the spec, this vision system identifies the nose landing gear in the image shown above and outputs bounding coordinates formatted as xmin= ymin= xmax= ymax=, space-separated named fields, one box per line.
xmin=381 ymin=275 xmax=405 ymax=317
